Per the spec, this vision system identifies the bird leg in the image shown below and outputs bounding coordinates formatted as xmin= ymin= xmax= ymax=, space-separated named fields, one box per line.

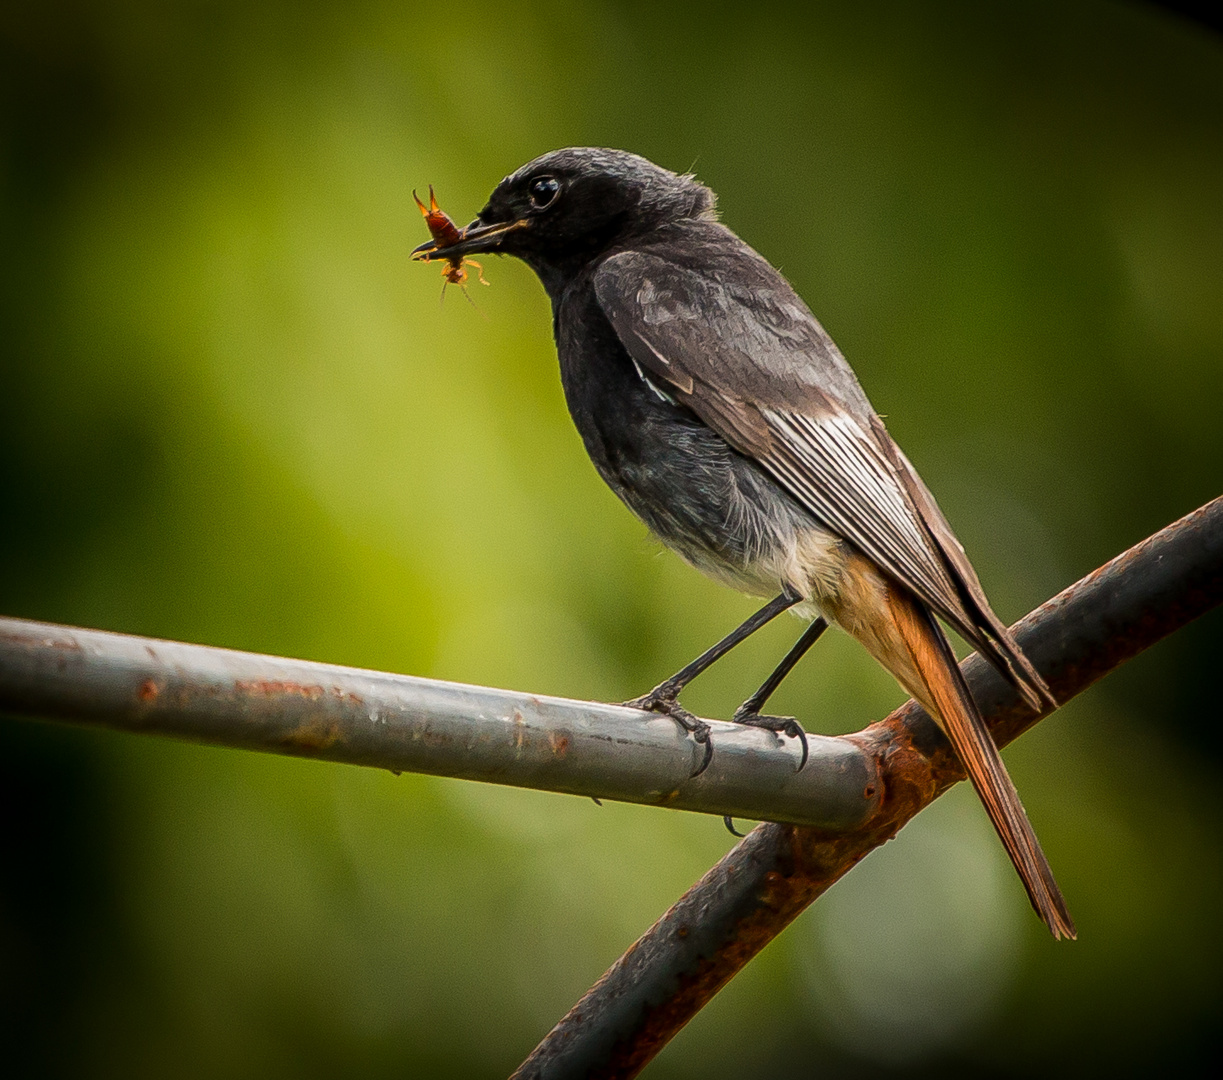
xmin=731 ymin=616 xmax=828 ymax=771
xmin=624 ymin=588 xmax=801 ymax=776
xmin=718 ymin=617 xmax=829 ymax=832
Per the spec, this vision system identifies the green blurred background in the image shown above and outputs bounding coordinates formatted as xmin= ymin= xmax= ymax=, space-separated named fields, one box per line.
xmin=2 ymin=1 xmax=1221 ymax=1076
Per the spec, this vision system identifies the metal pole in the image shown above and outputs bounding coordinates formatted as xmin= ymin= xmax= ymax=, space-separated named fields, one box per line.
xmin=511 ymin=496 xmax=1223 ymax=1080
xmin=0 ymin=621 xmax=878 ymax=832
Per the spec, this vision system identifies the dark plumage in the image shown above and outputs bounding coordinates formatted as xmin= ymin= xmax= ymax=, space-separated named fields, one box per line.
xmin=413 ymin=147 xmax=1074 ymax=939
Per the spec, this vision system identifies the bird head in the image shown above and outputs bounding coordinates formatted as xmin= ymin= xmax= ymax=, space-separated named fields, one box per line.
xmin=412 ymin=148 xmax=716 ymax=290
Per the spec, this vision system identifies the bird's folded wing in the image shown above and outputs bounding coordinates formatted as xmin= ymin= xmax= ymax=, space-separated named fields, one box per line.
xmin=593 ymin=247 xmax=1053 ymax=710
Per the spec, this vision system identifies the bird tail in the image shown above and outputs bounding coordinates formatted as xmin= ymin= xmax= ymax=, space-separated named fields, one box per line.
xmin=883 ymin=584 xmax=1076 ymax=940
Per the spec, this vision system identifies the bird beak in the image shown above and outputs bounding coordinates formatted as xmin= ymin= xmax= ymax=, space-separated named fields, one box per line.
xmin=411 ymin=218 xmax=529 ymax=261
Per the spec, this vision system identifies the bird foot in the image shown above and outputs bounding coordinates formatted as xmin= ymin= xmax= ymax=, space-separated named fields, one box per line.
xmin=624 ymin=689 xmax=714 ymax=777
xmin=621 ymin=677 xmax=680 ymax=714
xmin=731 ymin=707 xmax=810 ymax=771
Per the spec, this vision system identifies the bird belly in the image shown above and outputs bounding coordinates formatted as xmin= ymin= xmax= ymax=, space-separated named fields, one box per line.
xmin=598 ymin=407 xmax=836 ymax=601
xmin=611 ymin=430 xmax=859 ymax=618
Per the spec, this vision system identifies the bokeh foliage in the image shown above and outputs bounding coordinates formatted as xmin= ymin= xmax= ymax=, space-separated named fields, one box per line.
xmin=2 ymin=1 xmax=1221 ymax=1076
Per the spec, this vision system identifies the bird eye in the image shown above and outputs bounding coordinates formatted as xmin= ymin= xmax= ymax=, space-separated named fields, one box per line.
xmin=528 ymin=176 xmax=560 ymax=209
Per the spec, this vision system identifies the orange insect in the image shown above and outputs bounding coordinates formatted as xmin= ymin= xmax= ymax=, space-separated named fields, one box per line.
xmin=413 ymin=185 xmax=489 ymax=300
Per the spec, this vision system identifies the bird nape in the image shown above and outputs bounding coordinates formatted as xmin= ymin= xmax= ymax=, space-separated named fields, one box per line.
xmin=411 ymin=147 xmax=1075 ymax=941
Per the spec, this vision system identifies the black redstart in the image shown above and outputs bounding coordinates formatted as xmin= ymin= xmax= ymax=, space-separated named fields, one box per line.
xmin=413 ymin=148 xmax=1074 ymax=940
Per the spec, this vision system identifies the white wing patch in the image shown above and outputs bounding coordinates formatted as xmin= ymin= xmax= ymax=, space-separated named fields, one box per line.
xmin=632 ymin=357 xmax=678 ymax=406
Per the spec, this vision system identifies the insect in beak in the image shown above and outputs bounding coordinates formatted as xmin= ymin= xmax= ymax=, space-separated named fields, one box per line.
xmin=412 ymin=185 xmax=490 ymax=300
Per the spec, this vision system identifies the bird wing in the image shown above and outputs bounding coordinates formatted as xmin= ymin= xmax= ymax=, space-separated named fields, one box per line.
xmin=592 ymin=242 xmax=1053 ymax=710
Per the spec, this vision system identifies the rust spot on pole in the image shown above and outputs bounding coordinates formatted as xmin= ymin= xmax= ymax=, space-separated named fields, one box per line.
xmin=235 ymin=679 xmax=326 ymax=701
xmin=137 ymin=680 xmax=160 ymax=702
xmin=280 ymin=720 xmax=342 ymax=751
xmin=329 ymin=685 xmax=364 ymax=706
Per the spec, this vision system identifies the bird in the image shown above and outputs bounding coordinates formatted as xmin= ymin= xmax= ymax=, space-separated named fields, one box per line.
xmin=412 ymin=147 xmax=1075 ymax=940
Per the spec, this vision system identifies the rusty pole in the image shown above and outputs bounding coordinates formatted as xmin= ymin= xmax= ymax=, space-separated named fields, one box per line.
xmin=0 ymin=626 xmax=878 ymax=833
xmin=510 ymin=496 xmax=1223 ymax=1080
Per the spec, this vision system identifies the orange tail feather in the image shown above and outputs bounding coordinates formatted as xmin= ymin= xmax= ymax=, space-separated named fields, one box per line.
xmin=886 ymin=585 xmax=1076 ymax=940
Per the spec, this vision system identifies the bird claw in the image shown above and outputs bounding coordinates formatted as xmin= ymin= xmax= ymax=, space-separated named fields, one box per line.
xmin=731 ymin=709 xmax=810 ymax=771
xmin=663 ymin=701 xmax=714 ymax=778
xmin=624 ymin=690 xmax=714 ymax=777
